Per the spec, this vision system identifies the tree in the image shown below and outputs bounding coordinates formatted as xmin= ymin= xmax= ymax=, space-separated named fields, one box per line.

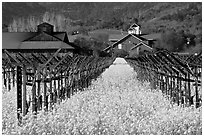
xmin=8 ymin=11 xmax=69 ymax=32
xmin=78 ymin=26 xmax=88 ymax=35
xmin=158 ymin=30 xmax=186 ymax=52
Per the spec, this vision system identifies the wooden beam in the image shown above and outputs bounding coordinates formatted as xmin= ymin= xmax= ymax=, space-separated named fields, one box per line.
xmin=37 ymin=48 xmax=62 ymax=76
xmin=18 ymin=52 xmax=33 ymax=66
xmin=51 ymin=53 xmax=72 ymax=70
xmin=31 ymin=53 xmax=44 ymax=64
xmin=4 ymin=50 xmax=20 ymax=64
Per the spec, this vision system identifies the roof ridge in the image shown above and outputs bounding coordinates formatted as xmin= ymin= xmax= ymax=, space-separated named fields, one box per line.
xmin=129 ymin=23 xmax=140 ymax=28
xmin=131 ymin=42 xmax=147 ymax=50
xmin=23 ymin=32 xmax=62 ymax=41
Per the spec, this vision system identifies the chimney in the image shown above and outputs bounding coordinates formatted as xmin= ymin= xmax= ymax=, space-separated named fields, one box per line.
xmin=37 ymin=22 xmax=54 ymax=34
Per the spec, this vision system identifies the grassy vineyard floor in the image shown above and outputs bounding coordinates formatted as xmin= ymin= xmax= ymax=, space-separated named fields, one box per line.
xmin=2 ymin=58 xmax=202 ymax=135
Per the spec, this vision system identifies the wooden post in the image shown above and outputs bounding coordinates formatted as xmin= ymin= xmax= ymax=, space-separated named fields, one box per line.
xmin=176 ymin=73 xmax=180 ymax=106
xmin=37 ymin=75 xmax=41 ymax=111
xmin=184 ymin=74 xmax=188 ymax=106
xmin=60 ymin=71 xmax=63 ymax=100
xmin=16 ymin=66 xmax=22 ymax=122
xmin=64 ymin=73 xmax=68 ymax=97
xmin=61 ymin=71 xmax=63 ymax=89
xmin=187 ymin=73 xmax=191 ymax=106
xmin=180 ymin=75 xmax=184 ymax=106
xmin=32 ymin=67 xmax=37 ymax=113
xmin=195 ymin=66 xmax=199 ymax=108
xmin=3 ymin=68 xmax=7 ymax=88
xmin=49 ymin=77 xmax=53 ymax=110
xmin=172 ymin=76 xmax=175 ymax=102
xmin=65 ymin=73 xmax=71 ymax=98
xmin=58 ymin=75 xmax=61 ymax=102
xmin=165 ymin=76 xmax=168 ymax=96
xmin=54 ymin=79 xmax=57 ymax=103
xmin=12 ymin=68 xmax=15 ymax=87
xmin=8 ymin=68 xmax=11 ymax=91
xmin=43 ymin=81 xmax=47 ymax=111
xmin=22 ymin=65 xmax=27 ymax=116
xmin=168 ymin=75 xmax=171 ymax=99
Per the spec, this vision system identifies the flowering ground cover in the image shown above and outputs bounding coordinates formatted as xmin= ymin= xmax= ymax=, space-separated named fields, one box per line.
xmin=2 ymin=58 xmax=202 ymax=135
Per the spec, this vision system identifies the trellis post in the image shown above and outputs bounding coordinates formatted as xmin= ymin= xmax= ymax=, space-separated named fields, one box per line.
xmin=187 ymin=73 xmax=191 ymax=106
xmin=32 ymin=67 xmax=37 ymax=113
xmin=16 ymin=66 xmax=22 ymax=122
xmin=43 ymin=80 xmax=47 ymax=111
xmin=195 ymin=66 xmax=199 ymax=108
xmin=22 ymin=65 xmax=27 ymax=116
xmin=3 ymin=68 xmax=7 ymax=88
xmin=49 ymin=75 xmax=53 ymax=110
xmin=37 ymin=74 xmax=41 ymax=111
xmin=12 ymin=68 xmax=15 ymax=87
xmin=7 ymin=68 xmax=11 ymax=91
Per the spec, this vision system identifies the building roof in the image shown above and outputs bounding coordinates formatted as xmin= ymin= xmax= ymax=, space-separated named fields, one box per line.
xmin=104 ymin=34 xmax=147 ymax=51
xmin=38 ymin=22 xmax=54 ymax=27
xmin=2 ymin=32 xmax=36 ymax=49
xmin=24 ymin=32 xmax=61 ymax=41
xmin=2 ymin=32 xmax=74 ymax=49
xmin=130 ymin=42 xmax=153 ymax=50
xmin=20 ymin=41 xmax=74 ymax=49
xmin=53 ymin=32 xmax=67 ymax=41
xmin=131 ymin=34 xmax=148 ymax=41
xmin=109 ymin=34 xmax=148 ymax=50
xmin=104 ymin=33 xmax=150 ymax=51
xmin=128 ymin=28 xmax=134 ymax=31
xmin=130 ymin=23 xmax=140 ymax=28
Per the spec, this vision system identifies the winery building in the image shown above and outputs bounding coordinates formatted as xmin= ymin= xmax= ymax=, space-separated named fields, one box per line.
xmin=104 ymin=23 xmax=157 ymax=57
xmin=2 ymin=22 xmax=76 ymax=56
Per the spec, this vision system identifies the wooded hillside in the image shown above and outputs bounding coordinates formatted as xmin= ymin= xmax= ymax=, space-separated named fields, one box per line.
xmin=2 ymin=2 xmax=202 ymax=53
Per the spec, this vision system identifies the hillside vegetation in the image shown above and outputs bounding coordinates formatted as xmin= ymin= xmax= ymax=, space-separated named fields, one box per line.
xmin=3 ymin=2 xmax=202 ymax=52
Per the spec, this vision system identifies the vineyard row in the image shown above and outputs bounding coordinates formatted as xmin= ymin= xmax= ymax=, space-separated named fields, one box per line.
xmin=125 ymin=50 xmax=202 ymax=108
xmin=2 ymin=48 xmax=115 ymax=123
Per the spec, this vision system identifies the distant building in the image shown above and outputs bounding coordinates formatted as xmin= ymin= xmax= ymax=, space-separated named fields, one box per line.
xmin=104 ymin=23 xmax=155 ymax=57
xmin=2 ymin=22 xmax=75 ymax=56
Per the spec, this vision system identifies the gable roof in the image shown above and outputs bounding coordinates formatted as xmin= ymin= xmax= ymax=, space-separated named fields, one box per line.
xmin=53 ymin=32 xmax=67 ymax=41
xmin=2 ymin=32 xmax=74 ymax=50
xmin=130 ymin=42 xmax=153 ymax=50
xmin=24 ymin=32 xmax=61 ymax=41
xmin=38 ymin=22 xmax=54 ymax=27
xmin=130 ymin=23 xmax=140 ymax=28
xmin=114 ymin=34 xmax=147 ymax=48
xmin=103 ymin=33 xmax=149 ymax=52
xmin=128 ymin=28 xmax=134 ymax=31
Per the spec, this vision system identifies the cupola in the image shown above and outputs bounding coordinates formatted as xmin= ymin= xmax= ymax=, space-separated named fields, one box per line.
xmin=128 ymin=23 xmax=141 ymax=35
xmin=37 ymin=22 xmax=54 ymax=34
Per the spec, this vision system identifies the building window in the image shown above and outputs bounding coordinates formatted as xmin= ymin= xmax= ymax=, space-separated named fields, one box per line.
xmin=118 ymin=44 xmax=122 ymax=49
